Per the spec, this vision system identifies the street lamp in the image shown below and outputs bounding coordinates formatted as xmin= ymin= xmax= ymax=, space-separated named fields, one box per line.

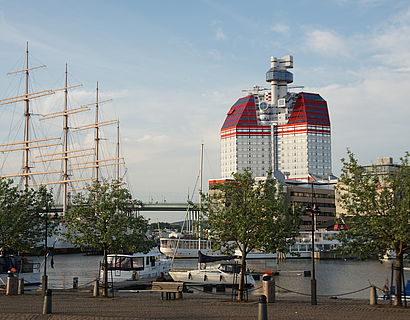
xmin=42 ymin=206 xmax=48 ymax=295
xmin=304 ymin=179 xmax=321 ymax=305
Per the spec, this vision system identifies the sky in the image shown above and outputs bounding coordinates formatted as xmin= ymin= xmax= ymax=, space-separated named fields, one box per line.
xmin=0 ymin=0 xmax=409 ymax=222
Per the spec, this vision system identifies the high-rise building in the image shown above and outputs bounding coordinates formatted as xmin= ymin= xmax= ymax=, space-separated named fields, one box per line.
xmin=220 ymin=56 xmax=333 ymax=182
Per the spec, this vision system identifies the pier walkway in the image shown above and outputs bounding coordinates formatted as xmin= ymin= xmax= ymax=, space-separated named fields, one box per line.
xmin=0 ymin=291 xmax=409 ymax=320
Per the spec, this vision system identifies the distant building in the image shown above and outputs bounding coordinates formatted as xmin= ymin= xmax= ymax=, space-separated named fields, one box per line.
xmin=209 ymin=178 xmax=336 ymax=231
xmin=220 ymin=56 xmax=333 ymax=182
xmin=335 ymin=157 xmax=401 ymax=218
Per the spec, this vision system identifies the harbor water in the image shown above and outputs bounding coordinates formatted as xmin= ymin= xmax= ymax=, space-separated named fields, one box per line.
xmin=33 ymin=254 xmax=410 ymax=299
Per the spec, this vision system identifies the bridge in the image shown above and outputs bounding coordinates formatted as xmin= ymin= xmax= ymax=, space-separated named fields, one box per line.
xmin=48 ymin=202 xmax=198 ymax=214
xmin=136 ymin=203 xmax=195 ymax=212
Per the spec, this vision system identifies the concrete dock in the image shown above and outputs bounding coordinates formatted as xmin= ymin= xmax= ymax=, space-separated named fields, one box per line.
xmin=0 ymin=291 xmax=409 ymax=319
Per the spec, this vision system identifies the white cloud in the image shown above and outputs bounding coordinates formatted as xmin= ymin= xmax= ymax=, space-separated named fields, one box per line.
xmin=370 ymin=9 xmax=410 ymax=70
xmin=271 ymin=23 xmax=290 ymax=34
xmin=215 ymin=27 xmax=226 ymax=40
xmin=304 ymin=29 xmax=349 ymax=56
xmin=317 ymin=68 xmax=410 ymax=173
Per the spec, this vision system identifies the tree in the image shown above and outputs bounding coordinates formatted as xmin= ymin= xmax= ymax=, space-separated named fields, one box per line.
xmin=201 ymin=171 xmax=300 ymax=301
xmin=0 ymin=178 xmax=54 ymax=255
xmin=337 ymin=151 xmax=410 ymax=306
xmin=64 ymin=181 xmax=154 ymax=297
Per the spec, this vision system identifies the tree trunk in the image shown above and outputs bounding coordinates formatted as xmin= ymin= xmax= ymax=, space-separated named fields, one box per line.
xmin=103 ymin=246 xmax=108 ymax=297
xmin=238 ymin=249 xmax=247 ymax=302
xmin=393 ymin=252 xmax=403 ymax=306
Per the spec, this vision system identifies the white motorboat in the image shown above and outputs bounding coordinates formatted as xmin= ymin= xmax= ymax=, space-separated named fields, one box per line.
xmin=169 ymin=263 xmax=255 ymax=287
xmin=0 ymin=255 xmax=41 ymax=286
xmin=100 ymin=248 xmax=170 ymax=283
xmin=169 ymin=251 xmax=255 ymax=287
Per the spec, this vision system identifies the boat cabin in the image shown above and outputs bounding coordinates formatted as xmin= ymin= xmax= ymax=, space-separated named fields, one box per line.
xmin=106 ymin=254 xmax=157 ymax=271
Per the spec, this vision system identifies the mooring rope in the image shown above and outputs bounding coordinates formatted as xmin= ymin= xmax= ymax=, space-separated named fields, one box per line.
xmin=275 ymin=284 xmax=372 ymax=297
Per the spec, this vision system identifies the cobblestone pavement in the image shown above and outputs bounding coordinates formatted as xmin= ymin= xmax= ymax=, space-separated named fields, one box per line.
xmin=0 ymin=292 xmax=409 ymax=320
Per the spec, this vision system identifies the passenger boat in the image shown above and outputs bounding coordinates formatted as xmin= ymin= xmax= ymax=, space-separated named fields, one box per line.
xmin=0 ymin=254 xmax=41 ymax=286
xmin=159 ymin=232 xmax=221 ymax=258
xmin=236 ymin=230 xmax=341 ymax=259
xmin=100 ymin=248 xmax=170 ymax=283
xmin=161 ymin=230 xmax=341 ymax=259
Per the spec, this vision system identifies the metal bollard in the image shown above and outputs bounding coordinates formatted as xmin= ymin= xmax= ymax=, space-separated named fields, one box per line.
xmin=73 ymin=277 xmax=78 ymax=289
xmin=369 ymin=286 xmax=377 ymax=305
xmin=262 ymin=274 xmax=275 ymax=303
xmin=42 ymin=289 xmax=52 ymax=315
xmin=6 ymin=272 xmax=18 ymax=295
xmin=93 ymin=279 xmax=100 ymax=297
xmin=18 ymin=278 xmax=24 ymax=295
xmin=258 ymin=295 xmax=268 ymax=320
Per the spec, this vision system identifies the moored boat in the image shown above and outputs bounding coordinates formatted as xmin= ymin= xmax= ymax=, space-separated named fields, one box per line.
xmin=159 ymin=232 xmax=220 ymax=258
xmin=100 ymin=248 xmax=170 ymax=284
xmin=169 ymin=251 xmax=255 ymax=287
xmin=0 ymin=254 xmax=41 ymax=286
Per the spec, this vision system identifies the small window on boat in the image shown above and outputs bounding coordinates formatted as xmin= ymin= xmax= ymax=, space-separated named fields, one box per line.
xmin=132 ymin=257 xmax=144 ymax=269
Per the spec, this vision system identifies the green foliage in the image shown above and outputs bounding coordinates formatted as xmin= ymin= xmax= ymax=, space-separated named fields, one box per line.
xmin=337 ymin=151 xmax=410 ymax=259
xmin=0 ymin=178 xmax=55 ymax=254
xmin=202 ymin=171 xmax=300 ymax=255
xmin=64 ymin=182 xmax=154 ymax=254
xmin=201 ymin=170 xmax=300 ymax=300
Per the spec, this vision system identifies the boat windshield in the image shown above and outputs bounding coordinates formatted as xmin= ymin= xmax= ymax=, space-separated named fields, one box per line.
xmin=106 ymin=256 xmax=144 ymax=271
xmin=218 ymin=263 xmax=241 ymax=274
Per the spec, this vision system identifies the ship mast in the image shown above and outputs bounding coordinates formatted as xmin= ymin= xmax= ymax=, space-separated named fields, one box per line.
xmin=62 ymin=64 xmax=69 ymax=215
xmin=23 ymin=42 xmax=30 ymax=188
xmin=198 ymin=143 xmax=204 ymax=254
xmin=95 ymin=82 xmax=100 ymax=184
xmin=116 ymin=121 xmax=120 ymax=182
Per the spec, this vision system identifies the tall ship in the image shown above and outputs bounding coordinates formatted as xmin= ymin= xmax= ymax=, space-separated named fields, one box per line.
xmin=0 ymin=44 xmax=126 ymax=211
xmin=0 ymin=44 xmax=128 ymax=256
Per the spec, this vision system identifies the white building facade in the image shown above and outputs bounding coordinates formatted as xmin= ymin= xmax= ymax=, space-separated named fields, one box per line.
xmin=220 ymin=56 xmax=333 ymax=182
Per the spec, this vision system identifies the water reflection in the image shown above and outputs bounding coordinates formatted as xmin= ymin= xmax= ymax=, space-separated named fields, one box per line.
xmin=37 ymin=254 xmax=409 ymax=299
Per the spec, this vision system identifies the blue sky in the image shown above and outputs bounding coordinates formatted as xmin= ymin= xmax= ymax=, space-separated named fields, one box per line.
xmin=0 ymin=0 xmax=409 ymax=221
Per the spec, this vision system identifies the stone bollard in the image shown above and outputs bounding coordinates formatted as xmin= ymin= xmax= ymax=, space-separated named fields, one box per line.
xmin=258 ymin=295 xmax=268 ymax=320
xmin=369 ymin=286 xmax=377 ymax=305
xmin=93 ymin=279 xmax=100 ymax=297
xmin=6 ymin=272 xmax=18 ymax=295
xmin=18 ymin=278 xmax=24 ymax=295
xmin=42 ymin=289 xmax=52 ymax=315
xmin=262 ymin=274 xmax=275 ymax=303
xmin=73 ymin=277 xmax=78 ymax=289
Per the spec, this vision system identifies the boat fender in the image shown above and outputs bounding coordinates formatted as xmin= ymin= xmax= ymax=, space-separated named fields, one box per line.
xmin=220 ymin=275 xmax=223 ymax=282
xmin=188 ymin=272 xmax=192 ymax=280
xmin=132 ymin=271 xmax=138 ymax=281
xmin=204 ymin=274 xmax=207 ymax=281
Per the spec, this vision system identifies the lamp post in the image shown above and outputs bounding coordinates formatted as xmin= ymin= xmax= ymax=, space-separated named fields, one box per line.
xmin=305 ymin=179 xmax=320 ymax=305
xmin=42 ymin=206 xmax=48 ymax=295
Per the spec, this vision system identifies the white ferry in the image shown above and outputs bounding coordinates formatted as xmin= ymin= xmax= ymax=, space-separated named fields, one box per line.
xmin=100 ymin=248 xmax=170 ymax=283
xmin=159 ymin=232 xmax=221 ymax=258
xmin=236 ymin=230 xmax=341 ymax=259
xmin=161 ymin=230 xmax=341 ymax=259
